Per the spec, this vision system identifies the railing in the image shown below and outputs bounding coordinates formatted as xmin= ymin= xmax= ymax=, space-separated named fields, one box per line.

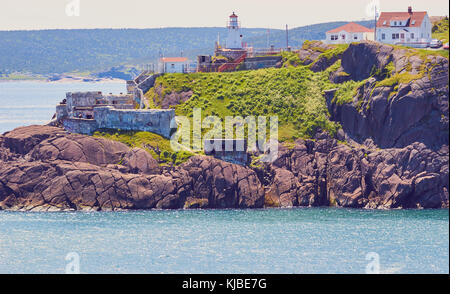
xmin=218 ymin=52 xmax=247 ymax=72
xmin=246 ymin=47 xmax=301 ymax=57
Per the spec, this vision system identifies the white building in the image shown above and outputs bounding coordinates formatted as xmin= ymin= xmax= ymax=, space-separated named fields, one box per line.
xmin=158 ymin=57 xmax=189 ymax=73
xmin=325 ymin=22 xmax=374 ymax=44
xmin=376 ymin=6 xmax=432 ymax=47
xmin=225 ymin=12 xmax=243 ymax=49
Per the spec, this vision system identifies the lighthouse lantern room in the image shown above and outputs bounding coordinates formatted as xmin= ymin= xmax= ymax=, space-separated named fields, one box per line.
xmin=225 ymin=12 xmax=243 ymax=49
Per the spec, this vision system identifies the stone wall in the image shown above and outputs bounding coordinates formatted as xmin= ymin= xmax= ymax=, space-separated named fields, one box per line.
xmin=94 ymin=106 xmax=175 ymax=138
xmin=128 ymin=73 xmax=162 ymax=107
xmin=66 ymin=92 xmax=102 ymax=110
xmin=63 ymin=118 xmax=98 ymax=135
xmin=56 ymin=104 xmax=68 ymax=121
xmin=243 ymin=56 xmax=282 ymax=70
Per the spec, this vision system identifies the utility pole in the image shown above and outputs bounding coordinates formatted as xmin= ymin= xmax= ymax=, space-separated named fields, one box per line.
xmin=374 ymin=6 xmax=377 ymax=41
xmin=286 ymin=24 xmax=289 ymax=49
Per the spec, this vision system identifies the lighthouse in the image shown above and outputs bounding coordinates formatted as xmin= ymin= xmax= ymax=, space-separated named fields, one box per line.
xmin=225 ymin=12 xmax=243 ymax=49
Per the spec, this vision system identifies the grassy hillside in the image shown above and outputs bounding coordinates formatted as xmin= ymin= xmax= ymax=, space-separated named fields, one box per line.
xmin=144 ymin=51 xmax=346 ymax=142
xmin=432 ymin=17 xmax=449 ymax=43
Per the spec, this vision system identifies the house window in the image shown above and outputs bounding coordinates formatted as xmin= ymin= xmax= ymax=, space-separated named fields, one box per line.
xmin=394 ymin=21 xmax=397 ymax=26
xmin=330 ymin=35 xmax=338 ymax=41
xmin=171 ymin=64 xmax=175 ymax=68
xmin=342 ymin=34 xmax=346 ymax=40
xmin=400 ymin=33 xmax=404 ymax=39
xmin=382 ymin=33 xmax=385 ymax=40
xmin=354 ymin=35 xmax=358 ymax=40
xmin=411 ymin=33 xmax=414 ymax=39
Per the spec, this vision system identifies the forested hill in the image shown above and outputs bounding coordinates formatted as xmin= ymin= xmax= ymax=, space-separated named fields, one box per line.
xmin=0 ymin=20 xmax=374 ymax=77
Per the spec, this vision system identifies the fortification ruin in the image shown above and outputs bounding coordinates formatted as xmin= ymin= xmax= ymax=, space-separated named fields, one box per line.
xmin=54 ymin=88 xmax=175 ymax=138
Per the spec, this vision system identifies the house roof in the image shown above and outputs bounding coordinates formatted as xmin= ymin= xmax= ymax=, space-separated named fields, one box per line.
xmin=326 ymin=22 xmax=374 ymax=34
xmin=160 ymin=57 xmax=188 ymax=63
xmin=376 ymin=11 xmax=427 ymax=28
xmin=230 ymin=12 xmax=238 ymax=18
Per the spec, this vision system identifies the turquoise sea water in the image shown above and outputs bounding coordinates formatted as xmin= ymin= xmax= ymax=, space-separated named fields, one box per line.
xmin=0 ymin=208 xmax=448 ymax=274
xmin=0 ymin=81 xmax=126 ymax=134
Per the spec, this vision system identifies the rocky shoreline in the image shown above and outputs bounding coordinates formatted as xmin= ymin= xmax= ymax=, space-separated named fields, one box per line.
xmin=1 ymin=42 xmax=448 ymax=211
xmin=0 ymin=125 xmax=448 ymax=211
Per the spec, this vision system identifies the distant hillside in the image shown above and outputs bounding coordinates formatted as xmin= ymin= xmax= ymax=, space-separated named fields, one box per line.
xmin=0 ymin=20 xmax=375 ymax=78
xmin=0 ymin=28 xmax=270 ymax=77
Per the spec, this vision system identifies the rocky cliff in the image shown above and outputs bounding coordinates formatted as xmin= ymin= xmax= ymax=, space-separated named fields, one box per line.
xmin=325 ymin=42 xmax=449 ymax=150
xmin=0 ymin=126 xmax=264 ymax=211
xmin=0 ymin=42 xmax=448 ymax=211
xmin=0 ymin=125 xmax=447 ymax=211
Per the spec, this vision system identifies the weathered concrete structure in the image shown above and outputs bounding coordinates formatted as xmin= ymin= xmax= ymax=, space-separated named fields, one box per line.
xmin=204 ymin=139 xmax=248 ymax=165
xmin=126 ymin=72 xmax=162 ymax=108
xmin=94 ymin=107 xmax=175 ymax=137
xmin=54 ymin=90 xmax=175 ymax=138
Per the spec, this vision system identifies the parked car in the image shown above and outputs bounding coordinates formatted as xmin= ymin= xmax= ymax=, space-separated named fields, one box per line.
xmin=443 ymin=43 xmax=449 ymax=50
xmin=429 ymin=39 xmax=443 ymax=48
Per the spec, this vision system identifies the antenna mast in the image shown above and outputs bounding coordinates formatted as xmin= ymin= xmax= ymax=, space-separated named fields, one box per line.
xmin=374 ymin=4 xmax=378 ymax=41
xmin=286 ymin=24 xmax=289 ymax=49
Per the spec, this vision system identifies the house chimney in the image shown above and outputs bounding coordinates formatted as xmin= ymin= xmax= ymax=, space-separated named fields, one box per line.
xmin=408 ymin=6 xmax=412 ymax=14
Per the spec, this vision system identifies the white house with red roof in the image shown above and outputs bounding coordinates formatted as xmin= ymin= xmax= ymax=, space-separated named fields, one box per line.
xmin=376 ymin=6 xmax=432 ymax=47
xmin=158 ymin=57 xmax=189 ymax=73
xmin=325 ymin=22 xmax=374 ymax=44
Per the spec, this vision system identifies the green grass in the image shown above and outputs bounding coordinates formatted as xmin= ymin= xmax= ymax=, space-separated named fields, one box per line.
xmin=432 ymin=17 xmax=449 ymax=43
xmin=332 ymin=79 xmax=367 ymax=105
xmin=315 ymin=44 xmax=348 ymax=61
xmin=0 ymin=73 xmax=46 ymax=80
xmin=93 ymin=129 xmax=194 ymax=165
xmin=145 ymin=65 xmax=341 ymax=141
xmin=375 ymin=72 xmax=423 ymax=88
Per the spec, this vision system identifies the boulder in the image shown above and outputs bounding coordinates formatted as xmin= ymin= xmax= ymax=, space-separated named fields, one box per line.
xmin=0 ymin=126 xmax=265 ymax=211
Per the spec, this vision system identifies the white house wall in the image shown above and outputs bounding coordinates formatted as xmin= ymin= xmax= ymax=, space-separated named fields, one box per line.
xmin=325 ymin=31 xmax=373 ymax=44
xmin=376 ymin=13 xmax=432 ymax=46
xmin=158 ymin=62 xmax=186 ymax=73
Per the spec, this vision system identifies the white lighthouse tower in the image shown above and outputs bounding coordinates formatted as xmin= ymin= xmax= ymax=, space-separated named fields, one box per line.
xmin=225 ymin=12 xmax=243 ymax=49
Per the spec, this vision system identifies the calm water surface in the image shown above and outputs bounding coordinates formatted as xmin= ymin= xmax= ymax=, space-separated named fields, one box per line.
xmin=0 ymin=81 xmax=126 ymax=134
xmin=0 ymin=208 xmax=448 ymax=274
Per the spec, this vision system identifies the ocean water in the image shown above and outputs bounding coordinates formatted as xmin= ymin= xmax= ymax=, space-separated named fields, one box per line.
xmin=0 ymin=208 xmax=448 ymax=274
xmin=0 ymin=81 xmax=448 ymax=274
xmin=0 ymin=81 xmax=126 ymax=134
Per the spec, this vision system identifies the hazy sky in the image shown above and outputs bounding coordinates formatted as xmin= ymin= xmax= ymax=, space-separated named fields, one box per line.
xmin=0 ymin=0 xmax=448 ymax=30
